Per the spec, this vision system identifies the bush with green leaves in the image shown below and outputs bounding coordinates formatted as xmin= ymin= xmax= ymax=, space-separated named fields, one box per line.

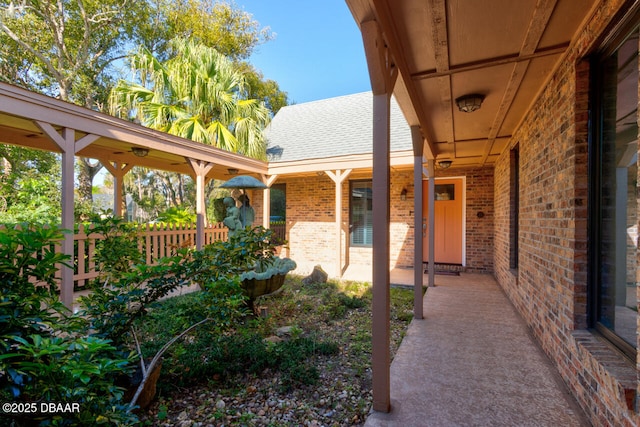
xmin=79 ymin=215 xmax=253 ymax=408
xmin=0 ymin=224 xmax=138 ymax=426
xmin=155 ymin=206 xmax=196 ymax=225
xmin=89 ymin=213 xmax=144 ymax=282
xmin=133 ymin=294 xmax=339 ymax=393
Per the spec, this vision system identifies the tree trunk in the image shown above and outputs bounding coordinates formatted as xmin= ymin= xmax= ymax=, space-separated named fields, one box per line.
xmin=77 ymin=158 xmax=104 ymax=204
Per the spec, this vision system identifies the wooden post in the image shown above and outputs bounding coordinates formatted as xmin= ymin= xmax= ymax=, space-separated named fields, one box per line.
xmin=325 ymin=169 xmax=352 ymax=277
xmin=101 ymin=161 xmax=134 ymax=217
xmin=261 ymin=174 xmax=279 ymax=229
xmin=36 ymin=122 xmax=99 ymax=308
xmin=187 ymin=159 xmax=214 ymax=250
xmin=411 ymin=125 xmax=425 ymax=319
xmin=427 ymin=159 xmax=436 ymax=288
xmin=361 ymin=19 xmax=398 ymax=413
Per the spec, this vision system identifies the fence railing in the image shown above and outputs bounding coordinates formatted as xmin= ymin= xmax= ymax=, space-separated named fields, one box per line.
xmin=2 ymin=223 xmax=228 ymax=290
xmin=74 ymin=222 xmax=229 ymax=289
xmin=269 ymin=221 xmax=287 ymax=244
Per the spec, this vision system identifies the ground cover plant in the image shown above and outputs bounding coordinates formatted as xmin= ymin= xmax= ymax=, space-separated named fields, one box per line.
xmin=1 ymin=220 xmax=414 ymax=426
xmin=138 ymin=275 xmax=415 ymax=426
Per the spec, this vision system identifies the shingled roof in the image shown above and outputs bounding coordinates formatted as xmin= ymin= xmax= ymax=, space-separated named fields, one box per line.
xmin=264 ymin=91 xmax=412 ymax=163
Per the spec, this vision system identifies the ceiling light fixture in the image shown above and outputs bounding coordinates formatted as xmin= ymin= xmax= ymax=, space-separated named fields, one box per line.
xmin=131 ymin=147 xmax=149 ymax=157
xmin=455 ymin=94 xmax=485 ymax=113
xmin=438 ymin=160 xmax=453 ymax=169
xmin=227 ymin=168 xmax=239 ymax=175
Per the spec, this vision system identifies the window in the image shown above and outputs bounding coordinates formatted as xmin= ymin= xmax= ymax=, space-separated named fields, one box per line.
xmin=510 ymin=145 xmax=519 ymax=270
xmin=350 ymin=180 xmax=373 ymax=246
xmin=270 ymin=184 xmax=286 ymax=222
xmin=269 ymin=184 xmax=286 ymax=243
xmin=590 ymin=13 xmax=639 ymax=359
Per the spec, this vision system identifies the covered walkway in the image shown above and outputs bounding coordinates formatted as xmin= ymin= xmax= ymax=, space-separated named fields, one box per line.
xmin=365 ymin=272 xmax=590 ymax=427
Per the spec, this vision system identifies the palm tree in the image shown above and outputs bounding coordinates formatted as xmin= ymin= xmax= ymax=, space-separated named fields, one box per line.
xmin=109 ymin=38 xmax=270 ymax=160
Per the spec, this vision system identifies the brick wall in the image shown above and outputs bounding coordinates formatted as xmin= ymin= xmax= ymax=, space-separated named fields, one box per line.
xmin=493 ymin=0 xmax=639 ymax=425
xmin=253 ymin=171 xmax=416 ymax=275
xmin=252 ymin=166 xmax=494 ymax=276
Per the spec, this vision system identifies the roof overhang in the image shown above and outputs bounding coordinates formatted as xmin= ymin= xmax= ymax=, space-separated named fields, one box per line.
xmin=0 ymin=82 xmax=268 ymax=180
xmin=345 ymin=0 xmax=599 ymax=169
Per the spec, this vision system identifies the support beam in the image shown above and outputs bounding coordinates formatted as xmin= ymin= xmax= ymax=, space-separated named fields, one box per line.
xmin=362 ymin=18 xmax=397 ymax=414
xmin=101 ymin=161 xmax=134 ymax=217
xmin=325 ymin=169 xmax=352 ymax=277
xmin=411 ymin=126 xmax=424 ymax=319
xmin=427 ymin=159 xmax=436 ymax=288
xmin=35 ymin=122 xmax=100 ymax=309
xmin=261 ymin=174 xmax=279 ymax=229
xmin=187 ymin=158 xmax=214 ymax=250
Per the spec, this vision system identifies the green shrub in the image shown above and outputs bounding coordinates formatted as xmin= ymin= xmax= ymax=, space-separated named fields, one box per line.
xmin=0 ymin=224 xmax=138 ymax=425
xmin=155 ymin=206 xmax=196 ymax=225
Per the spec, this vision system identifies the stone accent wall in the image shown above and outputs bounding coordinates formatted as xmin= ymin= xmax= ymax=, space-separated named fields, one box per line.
xmin=493 ymin=0 xmax=639 ymax=425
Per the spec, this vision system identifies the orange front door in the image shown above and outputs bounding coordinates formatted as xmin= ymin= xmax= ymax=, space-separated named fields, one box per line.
xmin=422 ymin=178 xmax=463 ymax=264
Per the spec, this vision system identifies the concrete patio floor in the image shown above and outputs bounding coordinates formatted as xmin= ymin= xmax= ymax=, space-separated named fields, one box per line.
xmin=363 ymin=271 xmax=590 ymax=427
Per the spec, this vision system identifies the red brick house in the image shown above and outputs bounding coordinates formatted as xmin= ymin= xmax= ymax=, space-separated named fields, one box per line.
xmin=1 ymin=0 xmax=639 ymax=425
xmin=339 ymin=0 xmax=639 ymax=426
xmin=252 ymin=91 xmax=494 ymax=278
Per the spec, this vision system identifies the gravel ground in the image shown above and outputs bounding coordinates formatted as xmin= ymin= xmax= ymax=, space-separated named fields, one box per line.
xmin=138 ymin=281 xmax=413 ymax=427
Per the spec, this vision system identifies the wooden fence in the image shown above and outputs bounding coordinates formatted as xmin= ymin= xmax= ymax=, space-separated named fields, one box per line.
xmin=75 ymin=222 xmax=228 ymax=289
xmin=2 ymin=223 xmax=228 ymax=290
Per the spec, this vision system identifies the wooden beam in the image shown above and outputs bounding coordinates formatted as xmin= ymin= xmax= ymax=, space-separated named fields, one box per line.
xmin=412 ymin=126 xmax=424 ymax=319
xmin=480 ymin=0 xmax=558 ymax=166
xmin=427 ymin=159 xmax=436 ymax=288
xmin=261 ymin=174 xmax=279 ymax=229
xmin=34 ymin=125 xmax=76 ymax=308
xmin=101 ymin=161 xmax=134 ymax=217
xmin=325 ymin=169 xmax=352 ymax=277
xmin=361 ymin=20 xmax=396 ymax=95
xmin=187 ymin=158 xmax=214 ymax=250
xmin=429 ymin=0 xmax=455 ymax=146
xmin=410 ymin=43 xmax=569 ymax=80
xmin=367 ymin=1 xmax=437 ymax=159
xmin=372 ymin=92 xmax=392 ymax=413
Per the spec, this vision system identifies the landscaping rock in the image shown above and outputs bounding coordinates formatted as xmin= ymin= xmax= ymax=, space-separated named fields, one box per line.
xmin=302 ymin=265 xmax=328 ymax=285
xmin=263 ymin=335 xmax=283 ymax=344
xmin=275 ymin=325 xmax=294 ymax=336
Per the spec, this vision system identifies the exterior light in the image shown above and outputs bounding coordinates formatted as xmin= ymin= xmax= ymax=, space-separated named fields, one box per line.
xmin=131 ymin=147 xmax=149 ymax=157
xmin=400 ymin=188 xmax=407 ymax=201
xmin=438 ymin=160 xmax=452 ymax=169
xmin=455 ymin=94 xmax=484 ymax=113
xmin=227 ymin=168 xmax=239 ymax=175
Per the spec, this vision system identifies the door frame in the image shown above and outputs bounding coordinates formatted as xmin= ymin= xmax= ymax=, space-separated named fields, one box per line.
xmin=423 ymin=175 xmax=467 ymax=266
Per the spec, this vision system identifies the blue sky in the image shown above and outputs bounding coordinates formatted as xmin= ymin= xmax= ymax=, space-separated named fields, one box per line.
xmin=238 ymin=0 xmax=371 ymax=104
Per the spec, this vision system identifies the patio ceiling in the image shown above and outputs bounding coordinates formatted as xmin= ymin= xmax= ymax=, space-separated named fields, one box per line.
xmin=345 ymin=0 xmax=598 ymax=168
xmin=0 ymin=82 xmax=268 ymax=180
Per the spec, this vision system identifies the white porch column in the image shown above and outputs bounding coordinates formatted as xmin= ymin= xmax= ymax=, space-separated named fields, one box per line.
xmin=411 ymin=126 xmax=424 ymax=319
xmin=427 ymin=159 xmax=436 ymax=288
xmin=261 ymin=174 xmax=279 ymax=229
xmin=325 ymin=169 xmax=352 ymax=277
xmin=36 ymin=122 xmax=99 ymax=308
xmin=101 ymin=161 xmax=134 ymax=217
xmin=362 ymin=19 xmax=398 ymax=414
xmin=187 ymin=159 xmax=214 ymax=250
